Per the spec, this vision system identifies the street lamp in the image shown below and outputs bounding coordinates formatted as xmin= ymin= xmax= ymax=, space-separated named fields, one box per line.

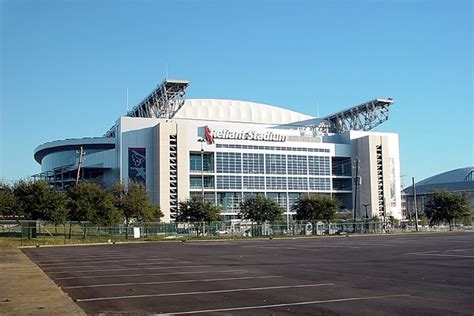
xmin=363 ymin=203 xmax=370 ymax=233
xmin=198 ymin=138 xmax=206 ymax=199
xmin=352 ymin=157 xmax=360 ymax=233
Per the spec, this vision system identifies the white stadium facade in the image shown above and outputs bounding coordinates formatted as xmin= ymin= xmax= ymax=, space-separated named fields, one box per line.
xmin=34 ymin=79 xmax=401 ymax=222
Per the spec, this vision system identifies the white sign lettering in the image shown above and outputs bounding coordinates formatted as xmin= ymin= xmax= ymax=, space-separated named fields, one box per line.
xmin=209 ymin=129 xmax=287 ymax=142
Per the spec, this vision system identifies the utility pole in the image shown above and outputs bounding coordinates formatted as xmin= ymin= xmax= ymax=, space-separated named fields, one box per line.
xmin=363 ymin=203 xmax=370 ymax=233
xmin=353 ymin=157 xmax=360 ymax=232
xmin=75 ymin=147 xmax=85 ymax=185
xmin=412 ymin=177 xmax=419 ymax=232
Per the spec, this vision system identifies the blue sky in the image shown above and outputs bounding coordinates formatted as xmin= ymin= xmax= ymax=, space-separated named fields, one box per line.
xmin=1 ymin=0 xmax=472 ymax=186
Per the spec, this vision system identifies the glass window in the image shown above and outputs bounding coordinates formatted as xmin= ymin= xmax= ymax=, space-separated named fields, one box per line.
xmin=288 ymin=192 xmax=304 ymax=209
xmin=190 ymin=153 xmax=214 ymax=172
xmin=216 ymin=152 xmax=242 ymax=173
xmin=267 ymin=192 xmax=287 ymax=210
xmin=287 ymin=155 xmax=308 ymax=175
xmin=288 ymin=177 xmax=308 ymax=190
xmin=243 ymin=176 xmax=265 ymax=190
xmin=189 ymin=176 xmax=214 ymax=189
xmin=190 ymin=192 xmax=216 ymax=203
xmin=265 ymin=154 xmax=286 ymax=174
xmin=217 ymin=192 xmax=242 ymax=212
xmin=308 ymin=156 xmax=330 ymax=176
xmin=308 ymin=177 xmax=331 ymax=191
xmin=243 ymin=153 xmax=264 ymax=174
xmin=266 ymin=176 xmax=287 ymax=190
xmin=217 ymin=175 xmax=242 ymax=189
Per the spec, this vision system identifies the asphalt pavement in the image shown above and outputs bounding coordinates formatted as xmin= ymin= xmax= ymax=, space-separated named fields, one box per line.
xmin=22 ymin=232 xmax=474 ymax=315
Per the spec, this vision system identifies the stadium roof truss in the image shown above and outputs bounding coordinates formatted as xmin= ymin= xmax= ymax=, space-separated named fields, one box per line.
xmin=104 ymin=78 xmax=393 ymax=136
xmin=323 ymin=98 xmax=394 ymax=133
xmin=105 ymin=79 xmax=190 ymax=137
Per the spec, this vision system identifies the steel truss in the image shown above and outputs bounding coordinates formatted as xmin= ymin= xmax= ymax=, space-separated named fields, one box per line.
xmin=323 ymin=98 xmax=394 ymax=133
xmin=105 ymin=79 xmax=190 ymax=137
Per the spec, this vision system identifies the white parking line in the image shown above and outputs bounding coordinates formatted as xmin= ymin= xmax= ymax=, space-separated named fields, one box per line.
xmin=44 ymin=262 xmax=191 ymax=272
xmin=64 ymin=275 xmax=282 ymax=289
xmin=76 ymin=283 xmax=335 ymax=302
xmin=405 ymin=253 xmax=474 ymax=259
xmin=446 ymin=248 xmax=474 ymax=252
xmin=241 ymin=246 xmax=321 ymax=252
xmin=153 ymin=294 xmax=410 ymax=315
xmin=49 ymin=265 xmax=210 ymax=274
xmin=38 ymin=257 xmax=176 ymax=266
xmin=243 ymin=245 xmax=360 ymax=249
xmin=55 ymin=269 xmax=248 ymax=280
xmin=35 ymin=256 xmax=175 ymax=264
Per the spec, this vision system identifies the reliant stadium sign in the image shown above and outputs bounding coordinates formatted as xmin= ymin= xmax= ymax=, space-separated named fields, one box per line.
xmin=204 ymin=126 xmax=287 ymax=143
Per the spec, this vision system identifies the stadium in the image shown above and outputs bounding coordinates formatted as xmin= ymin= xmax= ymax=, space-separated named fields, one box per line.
xmin=34 ymin=79 xmax=401 ymax=222
xmin=403 ymin=167 xmax=474 ymax=222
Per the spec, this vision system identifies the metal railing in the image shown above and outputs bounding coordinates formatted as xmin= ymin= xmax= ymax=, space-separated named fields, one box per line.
xmin=0 ymin=220 xmax=471 ymax=246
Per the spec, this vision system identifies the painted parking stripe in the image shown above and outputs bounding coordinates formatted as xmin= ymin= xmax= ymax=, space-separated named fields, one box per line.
xmin=38 ymin=257 xmax=176 ymax=266
xmin=153 ymin=294 xmax=410 ymax=315
xmin=76 ymin=283 xmax=335 ymax=302
xmin=64 ymin=275 xmax=282 ymax=289
xmin=243 ymin=245 xmax=360 ymax=249
xmin=241 ymin=246 xmax=321 ymax=252
xmin=43 ymin=262 xmax=191 ymax=272
xmin=35 ymin=256 xmax=175 ymax=264
xmin=43 ymin=261 xmax=191 ymax=272
xmin=48 ymin=265 xmax=210 ymax=274
xmin=405 ymin=253 xmax=474 ymax=258
xmin=56 ymin=269 xmax=248 ymax=280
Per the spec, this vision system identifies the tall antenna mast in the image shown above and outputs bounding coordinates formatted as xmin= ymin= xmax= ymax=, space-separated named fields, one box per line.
xmin=126 ymin=88 xmax=129 ymax=111
xmin=316 ymin=103 xmax=320 ymax=118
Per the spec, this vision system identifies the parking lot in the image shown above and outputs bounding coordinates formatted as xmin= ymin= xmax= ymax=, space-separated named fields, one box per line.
xmin=23 ymin=232 xmax=474 ymax=315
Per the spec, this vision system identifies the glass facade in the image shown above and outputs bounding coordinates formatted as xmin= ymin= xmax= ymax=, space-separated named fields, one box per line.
xmin=266 ymin=176 xmax=287 ymax=190
xmin=266 ymin=154 xmax=287 ymax=174
xmin=217 ymin=175 xmax=242 ymax=190
xmin=243 ymin=153 xmax=264 ymax=174
xmin=308 ymin=156 xmax=330 ymax=176
xmin=288 ymin=177 xmax=308 ymax=190
xmin=287 ymin=155 xmax=308 ymax=175
xmin=217 ymin=192 xmax=242 ymax=212
xmin=190 ymin=153 xmax=214 ymax=172
xmin=309 ymin=177 xmax=331 ymax=190
xmin=189 ymin=148 xmax=345 ymax=213
xmin=243 ymin=176 xmax=265 ymax=190
xmin=216 ymin=152 xmax=242 ymax=173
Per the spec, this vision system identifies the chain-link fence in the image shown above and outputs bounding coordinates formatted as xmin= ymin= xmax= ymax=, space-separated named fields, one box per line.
xmin=0 ymin=220 xmax=471 ymax=246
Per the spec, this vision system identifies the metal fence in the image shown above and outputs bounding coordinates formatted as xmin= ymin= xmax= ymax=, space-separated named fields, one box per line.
xmin=0 ymin=220 xmax=471 ymax=246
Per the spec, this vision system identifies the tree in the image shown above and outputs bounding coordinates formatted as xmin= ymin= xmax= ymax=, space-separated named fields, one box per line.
xmin=239 ymin=195 xmax=283 ymax=224
xmin=110 ymin=182 xmax=163 ymax=239
xmin=424 ymin=190 xmax=471 ymax=229
xmin=176 ymin=197 xmax=221 ymax=222
xmin=0 ymin=182 xmax=20 ymax=218
xmin=68 ymin=182 xmax=121 ymax=226
xmin=293 ymin=194 xmax=339 ymax=223
xmin=13 ymin=180 xmax=68 ymax=224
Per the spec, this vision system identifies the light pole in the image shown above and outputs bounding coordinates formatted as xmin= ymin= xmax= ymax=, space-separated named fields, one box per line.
xmin=198 ymin=138 xmax=206 ymax=200
xmin=363 ymin=203 xmax=369 ymax=233
xmin=412 ymin=177 xmax=419 ymax=232
xmin=352 ymin=157 xmax=360 ymax=233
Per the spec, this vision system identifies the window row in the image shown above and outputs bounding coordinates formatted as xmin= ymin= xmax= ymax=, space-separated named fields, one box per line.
xmin=199 ymin=192 xmax=331 ymax=212
xmin=213 ymin=152 xmax=331 ymax=175
xmin=216 ymin=144 xmax=330 ymax=153
xmin=193 ymin=176 xmax=332 ymax=191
